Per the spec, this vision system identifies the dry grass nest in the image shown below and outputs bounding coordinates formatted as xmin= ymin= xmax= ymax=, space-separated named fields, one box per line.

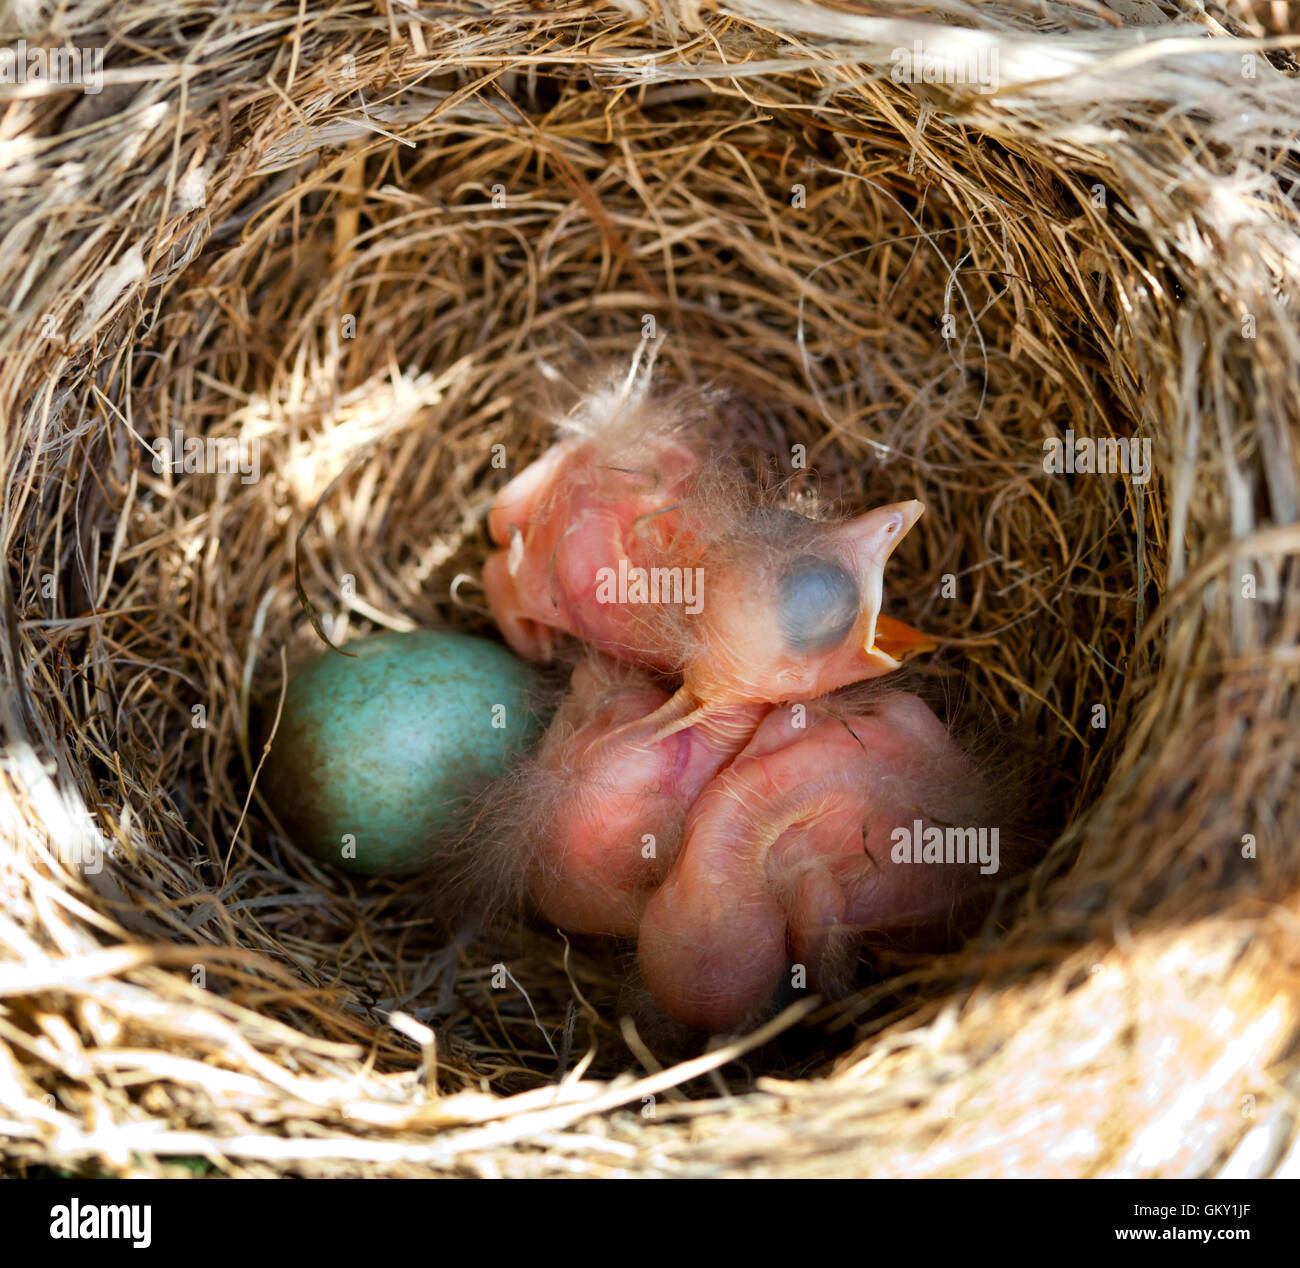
xmin=2 ymin=0 xmax=1299 ymax=1178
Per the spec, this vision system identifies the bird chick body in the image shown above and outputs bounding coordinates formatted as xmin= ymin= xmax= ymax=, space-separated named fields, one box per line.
xmin=469 ymin=370 xmax=999 ymax=1036
xmin=498 ymin=667 xmax=1000 ymax=1033
xmin=525 ymin=657 xmax=765 ymax=936
xmin=483 ymin=424 xmax=703 ymax=668
xmin=637 ymin=691 xmax=997 ymax=1032
xmin=483 ymin=378 xmax=935 ymax=748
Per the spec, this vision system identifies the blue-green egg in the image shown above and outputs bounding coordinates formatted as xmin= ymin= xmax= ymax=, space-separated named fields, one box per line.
xmin=261 ymin=630 xmax=548 ymax=875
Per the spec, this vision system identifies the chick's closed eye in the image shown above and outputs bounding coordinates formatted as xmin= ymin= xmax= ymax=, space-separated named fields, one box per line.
xmin=777 ymin=556 xmax=860 ymax=653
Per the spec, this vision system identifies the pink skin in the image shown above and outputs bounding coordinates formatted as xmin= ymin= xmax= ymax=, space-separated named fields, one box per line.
xmin=484 ymin=439 xmax=933 ymax=726
xmin=483 ymin=435 xmax=704 ymax=667
xmin=638 ymin=692 xmax=992 ymax=1032
xmin=681 ymin=500 xmax=932 ymax=708
xmin=528 ymin=659 xmax=766 ymax=936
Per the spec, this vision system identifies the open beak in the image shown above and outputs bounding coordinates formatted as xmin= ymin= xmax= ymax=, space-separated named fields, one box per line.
xmin=867 ymin=612 xmax=937 ymax=665
xmin=851 ymin=499 xmax=933 ymax=670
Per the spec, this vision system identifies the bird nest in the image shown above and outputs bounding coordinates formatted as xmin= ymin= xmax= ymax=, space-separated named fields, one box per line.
xmin=3 ymin=0 xmax=1299 ymax=1178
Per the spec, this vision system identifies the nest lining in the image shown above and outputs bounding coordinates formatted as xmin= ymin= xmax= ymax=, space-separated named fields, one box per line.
xmin=2 ymin=0 xmax=1299 ymax=1177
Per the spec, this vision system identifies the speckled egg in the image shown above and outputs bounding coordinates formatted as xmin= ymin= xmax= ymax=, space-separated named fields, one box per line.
xmin=261 ymin=629 xmax=548 ymax=875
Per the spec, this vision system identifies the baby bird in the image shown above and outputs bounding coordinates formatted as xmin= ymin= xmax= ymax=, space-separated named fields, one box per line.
xmin=471 ymin=367 xmax=995 ymax=1035
xmin=637 ymin=691 xmax=999 ymax=1032
xmin=514 ymin=655 xmax=766 ymax=937
xmin=483 ymin=376 xmax=934 ymax=745
xmin=671 ymin=502 xmax=934 ymax=710
xmin=482 ymin=419 xmax=702 ymax=669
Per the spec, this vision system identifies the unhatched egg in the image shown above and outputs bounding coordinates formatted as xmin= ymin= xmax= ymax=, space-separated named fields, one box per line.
xmin=261 ymin=630 xmax=547 ymax=875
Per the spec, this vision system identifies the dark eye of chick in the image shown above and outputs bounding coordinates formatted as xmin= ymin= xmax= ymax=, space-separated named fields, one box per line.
xmin=776 ymin=556 xmax=859 ymax=653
